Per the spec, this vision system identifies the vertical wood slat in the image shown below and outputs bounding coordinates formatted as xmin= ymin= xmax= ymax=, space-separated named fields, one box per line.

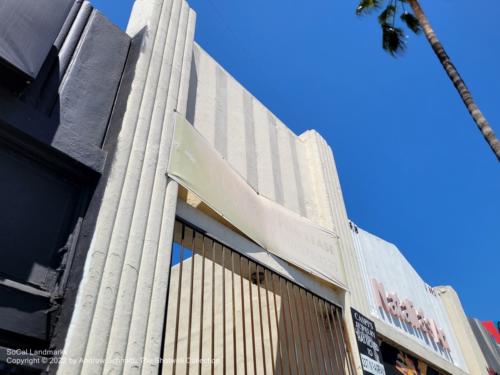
xmin=162 ymin=221 xmax=353 ymax=375
xmin=211 ymin=242 xmax=216 ymax=375
xmin=221 ymin=246 xmax=227 ymax=374
xmin=286 ymin=281 xmax=307 ymax=374
xmin=197 ymin=238 xmax=207 ymax=375
xmin=300 ymin=290 xmax=324 ymax=374
xmin=247 ymin=260 xmax=258 ymax=375
xmin=185 ymin=232 xmax=196 ymax=374
xmin=323 ymin=298 xmax=342 ymax=373
xmin=296 ymin=286 xmax=312 ymax=375
xmin=231 ymin=251 xmax=238 ymax=375
xmin=171 ymin=229 xmax=186 ymax=375
xmin=239 ymin=255 xmax=248 ymax=375
xmin=336 ymin=307 xmax=357 ymax=375
xmin=254 ymin=266 xmax=267 ymax=375
xmin=278 ymin=277 xmax=295 ymax=375
xmin=312 ymin=295 xmax=333 ymax=375
xmin=318 ymin=300 xmax=337 ymax=372
xmin=270 ymin=272 xmax=286 ymax=375
xmin=263 ymin=269 xmax=276 ymax=375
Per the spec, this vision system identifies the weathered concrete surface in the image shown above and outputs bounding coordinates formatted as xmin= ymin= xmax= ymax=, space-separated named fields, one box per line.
xmin=437 ymin=286 xmax=490 ymax=375
xmin=58 ymin=0 xmax=195 ymax=373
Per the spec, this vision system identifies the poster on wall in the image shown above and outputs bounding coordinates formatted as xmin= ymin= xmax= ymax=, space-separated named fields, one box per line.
xmin=380 ymin=342 xmax=443 ymax=375
xmin=351 ymin=308 xmax=386 ymax=375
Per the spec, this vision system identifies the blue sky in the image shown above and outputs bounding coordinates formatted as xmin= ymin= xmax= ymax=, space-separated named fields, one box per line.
xmin=93 ymin=0 xmax=499 ymax=320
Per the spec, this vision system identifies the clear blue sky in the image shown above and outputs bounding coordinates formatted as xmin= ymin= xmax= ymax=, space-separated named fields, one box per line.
xmin=93 ymin=0 xmax=499 ymax=320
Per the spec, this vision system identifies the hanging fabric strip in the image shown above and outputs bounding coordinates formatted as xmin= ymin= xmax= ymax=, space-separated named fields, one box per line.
xmin=167 ymin=113 xmax=347 ymax=290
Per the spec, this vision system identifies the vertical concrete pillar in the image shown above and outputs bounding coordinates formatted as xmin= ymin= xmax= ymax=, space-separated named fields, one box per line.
xmin=437 ymin=286 xmax=489 ymax=375
xmin=299 ymin=130 xmax=368 ymax=374
xmin=58 ymin=0 xmax=196 ymax=374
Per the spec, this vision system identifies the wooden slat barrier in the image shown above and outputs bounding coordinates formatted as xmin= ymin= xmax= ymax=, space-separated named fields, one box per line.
xmin=161 ymin=221 xmax=355 ymax=374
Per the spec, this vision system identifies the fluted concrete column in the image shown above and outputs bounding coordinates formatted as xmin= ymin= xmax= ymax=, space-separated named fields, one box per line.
xmin=58 ymin=1 xmax=196 ymax=373
xmin=299 ymin=130 xmax=368 ymax=374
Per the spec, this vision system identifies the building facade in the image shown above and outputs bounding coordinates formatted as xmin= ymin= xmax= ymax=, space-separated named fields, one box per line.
xmin=0 ymin=0 xmax=129 ymax=373
xmin=468 ymin=318 xmax=500 ymax=375
xmin=0 ymin=0 xmax=496 ymax=374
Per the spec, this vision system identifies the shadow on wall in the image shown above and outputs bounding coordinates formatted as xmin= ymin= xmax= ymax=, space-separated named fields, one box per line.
xmin=162 ymin=223 xmax=353 ymax=374
xmin=0 ymin=0 xmax=132 ymax=363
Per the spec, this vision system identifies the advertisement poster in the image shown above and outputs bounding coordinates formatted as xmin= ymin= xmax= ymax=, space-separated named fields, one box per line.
xmin=380 ymin=342 xmax=443 ymax=375
xmin=351 ymin=308 xmax=386 ymax=375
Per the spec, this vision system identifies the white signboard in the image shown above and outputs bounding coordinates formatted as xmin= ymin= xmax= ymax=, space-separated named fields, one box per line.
xmin=352 ymin=226 xmax=467 ymax=370
xmin=360 ymin=354 xmax=386 ymax=375
xmin=167 ymin=113 xmax=346 ymax=289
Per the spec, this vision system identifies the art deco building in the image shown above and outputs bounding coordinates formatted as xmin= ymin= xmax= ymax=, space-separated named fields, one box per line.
xmin=0 ymin=1 xmax=494 ymax=374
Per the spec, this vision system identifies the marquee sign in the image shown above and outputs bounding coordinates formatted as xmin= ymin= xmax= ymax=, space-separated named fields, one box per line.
xmin=372 ymin=279 xmax=450 ymax=352
xmin=351 ymin=226 xmax=467 ymax=370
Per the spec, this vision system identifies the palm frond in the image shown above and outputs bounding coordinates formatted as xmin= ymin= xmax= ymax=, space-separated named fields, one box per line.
xmin=381 ymin=23 xmax=406 ymax=56
xmin=378 ymin=4 xmax=396 ymax=25
xmin=356 ymin=0 xmax=382 ymax=16
xmin=401 ymin=12 xmax=422 ymax=33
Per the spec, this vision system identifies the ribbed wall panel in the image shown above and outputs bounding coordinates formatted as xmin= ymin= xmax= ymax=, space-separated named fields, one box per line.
xmin=242 ymin=91 xmax=259 ymax=191
xmin=298 ymin=131 xmax=366 ymax=373
xmin=100 ymin=3 xmax=189 ymax=374
xmin=58 ymin=0 xmax=165 ymax=368
xmin=193 ymin=46 xmax=216 ymax=146
xmin=315 ymin=134 xmax=369 ymax=313
xmin=266 ymin=113 xmax=285 ymax=205
xmin=297 ymin=131 xmax=334 ymax=228
xmin=226 ymin=76 xmax=248 ymax=180
xmin=294 ymin=139 xmax=318 ymax=222
xmin=252 ymin=99 xmax=277 ymax=202
xmin=186 ymin=47 xmax=366 ymax=331
xmin=189 ymin=44 xmax=355 ymax=233
xmin=275 ymin=120 xmax=302 ymax=214
xmin=80 ymin=0 xmax=184 ymax=371
xmin=186 ymin=49 xmax=369 ymax=373
xmin=58 ymin=0 xmax=195 ymax=373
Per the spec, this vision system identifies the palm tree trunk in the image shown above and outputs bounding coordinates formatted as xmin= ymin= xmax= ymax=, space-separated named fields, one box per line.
xmin=408 ymin=0 xmax=500 ymax=161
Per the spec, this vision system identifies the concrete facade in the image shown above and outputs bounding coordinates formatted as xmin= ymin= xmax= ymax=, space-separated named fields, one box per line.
xmin=48 ymin=0 xmax=491 ymax=374
xmin=186 ymin=44 xmax=369 ymax=314
xmin=468 ymin=318 xmax=500 ymax=374
xmin=436 ymin=287 xmax=493 ymax=375
xmin=351 ymin=226 xmax=473 ymax=375
xmin=58 ymin=0 xmax=195 ymax=373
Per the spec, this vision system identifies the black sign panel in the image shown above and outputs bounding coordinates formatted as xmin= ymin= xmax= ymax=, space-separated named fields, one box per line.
xmin=0 ymin=0 xmax=75 ymax=80
xmin=351 ymin=308 xmax=386 ymax=375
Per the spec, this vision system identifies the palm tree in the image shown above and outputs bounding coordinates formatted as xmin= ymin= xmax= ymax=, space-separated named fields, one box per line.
xmin=356 ymin=0 xmax=500 ymax=161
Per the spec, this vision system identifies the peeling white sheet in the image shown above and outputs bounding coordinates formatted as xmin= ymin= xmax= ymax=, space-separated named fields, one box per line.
xmin=167 ymin=113 xmax=347 ymax=289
